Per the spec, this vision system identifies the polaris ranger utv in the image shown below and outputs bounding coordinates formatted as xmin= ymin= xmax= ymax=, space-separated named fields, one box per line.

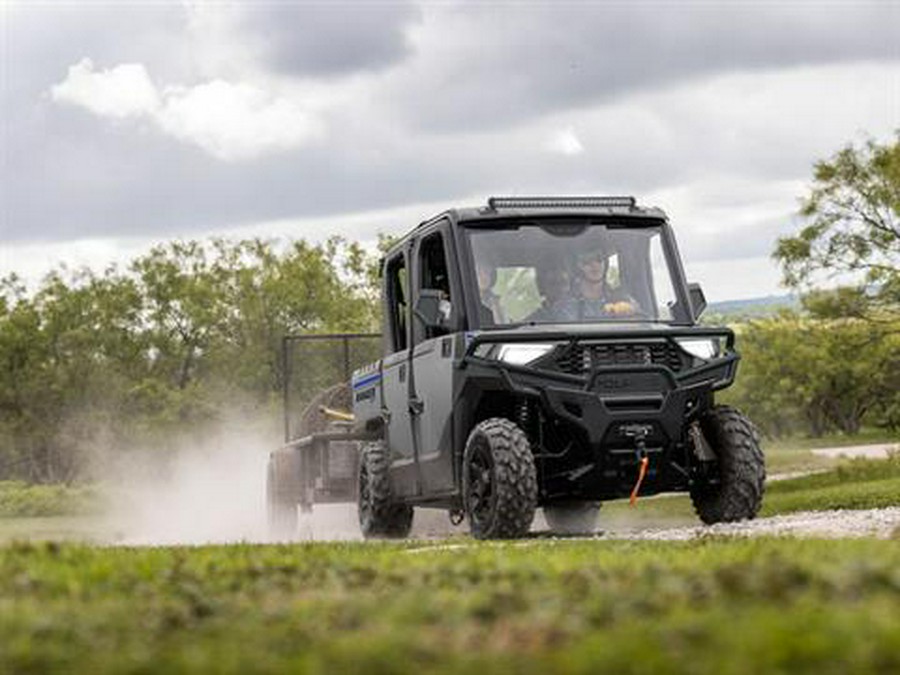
xmin=267 ymin=196 xmax=765 ymax=539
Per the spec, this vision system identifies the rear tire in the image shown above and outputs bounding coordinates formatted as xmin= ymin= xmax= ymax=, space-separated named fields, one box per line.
xmin=544 ymin=501 xmax=602 ymax=535
xmin=690 ymin=405 xmax=765 ymax=524
xmin=267 ymin=457 xmax=298 ymax=539
xmin=358 ymin=441 xmax=413 ymax=539
xmin=463 ymin=418 xmax=537 ymax=539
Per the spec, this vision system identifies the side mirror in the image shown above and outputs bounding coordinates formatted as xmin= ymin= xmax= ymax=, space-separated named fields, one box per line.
xmin=413 ymin=289 xmax=446 ymax=328
xmin=688 ymin=282 xmax=707 ymax=320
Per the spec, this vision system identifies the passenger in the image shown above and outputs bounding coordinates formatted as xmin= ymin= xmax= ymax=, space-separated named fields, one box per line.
xmin=526 ymin=264 xmax=570 ymax=323
xmin=476 ymin=257 xmax=505 ymax=324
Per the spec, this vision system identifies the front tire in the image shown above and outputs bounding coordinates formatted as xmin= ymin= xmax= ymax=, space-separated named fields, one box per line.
xmin=690 ymin=405 xmax=766 ymax=524
xmin=358 ymin=441 xmax=413 ymax=539
xmin=544 ymin=501 xmax=602 ymax=535
xmin=463 ymin=418 xmax=537 ymax=539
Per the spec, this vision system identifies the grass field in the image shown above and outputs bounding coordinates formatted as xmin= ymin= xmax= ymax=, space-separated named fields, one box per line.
xmin=2 ymin=537 xmax=900 ymax=674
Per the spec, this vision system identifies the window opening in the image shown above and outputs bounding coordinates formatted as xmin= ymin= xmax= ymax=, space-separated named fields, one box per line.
xmin=418 ymin=232 xmax=453 ymax=341
xmin=385 ymin=254 xmax=408 ymax=351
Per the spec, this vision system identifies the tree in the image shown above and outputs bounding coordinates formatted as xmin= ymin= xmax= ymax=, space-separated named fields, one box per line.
xmin=774 ymin=133 xmax=900 ymax=321
xmin=0 ymin=235 xmax=383 ymax=482
xmin=722 ymin=314 xmax=898 ymax=438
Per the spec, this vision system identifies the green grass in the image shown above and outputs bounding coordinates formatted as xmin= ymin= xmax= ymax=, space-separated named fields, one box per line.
xmin=761 ymin=454 xmax=900 ymax=515
xmin=0 ymin=481 xmax=103 ymax=518
xmin=763 ymin=477 xmax=900 ymax=515
xmin=0 ymin=516 xmax=111 ymax=543
xmin=2 ymin=538 xmax=900 ymax=674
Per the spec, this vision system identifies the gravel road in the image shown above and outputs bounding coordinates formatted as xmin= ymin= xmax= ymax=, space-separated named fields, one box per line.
xmin=597 ymin=508 xmax=900 ymax=541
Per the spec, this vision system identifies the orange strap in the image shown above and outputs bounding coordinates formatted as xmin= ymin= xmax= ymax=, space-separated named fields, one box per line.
xmin=629 ymin=457 xmax=650 ymax=506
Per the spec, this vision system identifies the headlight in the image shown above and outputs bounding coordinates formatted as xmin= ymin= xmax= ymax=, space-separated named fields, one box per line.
xmin=675 ymin=337 xmax=722 ymax=360
xmin=475 ymin=343 xmax=556 ymax=366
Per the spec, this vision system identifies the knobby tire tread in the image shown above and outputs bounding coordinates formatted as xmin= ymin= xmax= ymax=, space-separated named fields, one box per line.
xmin=464 ymin=417 xmax=538 ymax=539
xmin=359 ymin=441 xmax=413 ymax=539
xmin=691 ymin=404 xmax=766 ymax=524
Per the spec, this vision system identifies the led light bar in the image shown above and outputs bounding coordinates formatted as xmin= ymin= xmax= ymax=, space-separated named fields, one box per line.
xmin=487 ymin=196 xmax=636 ymax=210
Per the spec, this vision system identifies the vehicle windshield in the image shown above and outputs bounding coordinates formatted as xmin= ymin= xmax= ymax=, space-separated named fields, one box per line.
xmin=465 ymin=219 xmax=684 ymax=326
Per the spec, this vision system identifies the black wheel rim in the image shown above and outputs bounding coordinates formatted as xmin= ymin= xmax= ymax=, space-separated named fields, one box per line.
xmin=466 ymin=438 xmax=495 ymax=527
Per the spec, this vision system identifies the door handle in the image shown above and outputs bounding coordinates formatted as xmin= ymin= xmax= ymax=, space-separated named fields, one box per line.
xmin=409 ymin=397 xmax=424 ymax=416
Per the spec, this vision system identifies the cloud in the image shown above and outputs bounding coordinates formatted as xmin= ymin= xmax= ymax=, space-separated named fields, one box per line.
xmin=25 ymin=59 xmax=900 ymax=247
xmin=49 ymin=59 xmax=323 ymax=160
xmin=50 ymin=58 xmax=159 ymax=119
xmin=179 ymin=2 xmax=421 ymax=81
xmin=391 ymin=2 xmax=900 ymax=132
xmin=155 ymin=80 xmax=323 ymax=161
xmin=546 ymin=127 xmax=584 ymax=156
xmin=238 ymin=3 xmax=421 ymax=77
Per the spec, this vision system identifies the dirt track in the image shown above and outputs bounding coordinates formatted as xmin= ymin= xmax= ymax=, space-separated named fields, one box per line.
xmin=595 ymin=508 xmax=900 ymax=541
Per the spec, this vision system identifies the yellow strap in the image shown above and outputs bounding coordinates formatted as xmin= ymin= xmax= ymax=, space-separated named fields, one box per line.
xmin=319 ymin=406 xmax=355 ymax=422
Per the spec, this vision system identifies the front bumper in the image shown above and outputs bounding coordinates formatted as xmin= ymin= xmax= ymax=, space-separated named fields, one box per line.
xmin=462 ymin=328 xmax=738 ymax=499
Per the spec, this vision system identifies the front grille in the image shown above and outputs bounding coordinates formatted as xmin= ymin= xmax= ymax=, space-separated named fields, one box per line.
xmin=552 ymin=341 xmax=685 ymax=376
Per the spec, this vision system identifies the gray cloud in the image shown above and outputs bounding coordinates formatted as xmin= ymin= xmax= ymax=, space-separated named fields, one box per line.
xmin=389 ymin=2 xmax=900 ymax=131
xmin=6 ymin=57 xmax=898 ymax=246
xmin=239 ymin=2 xmax=421 ymax=77
xmin=3 ymin=3 xmax=190 ymax=99
xmin=2 ymin=0 xmax=899 ymax=266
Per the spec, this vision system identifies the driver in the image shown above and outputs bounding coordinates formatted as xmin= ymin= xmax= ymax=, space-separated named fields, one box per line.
xmin=555 ymin=245 xmax=637 ymax=320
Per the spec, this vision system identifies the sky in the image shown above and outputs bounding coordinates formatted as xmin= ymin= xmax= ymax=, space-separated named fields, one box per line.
xmin=1 ymin=1 xmax=898 ymax=301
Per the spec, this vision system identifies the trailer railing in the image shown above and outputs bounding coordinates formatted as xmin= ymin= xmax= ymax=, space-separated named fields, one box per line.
xmin=282 ymin=333 xmax=381 ymax=443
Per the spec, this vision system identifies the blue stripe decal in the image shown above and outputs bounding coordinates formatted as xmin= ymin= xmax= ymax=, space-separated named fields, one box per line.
xmin=352 ymin=372 xmax=382 ymax=390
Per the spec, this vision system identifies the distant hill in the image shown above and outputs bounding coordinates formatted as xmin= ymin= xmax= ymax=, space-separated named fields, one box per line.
xmin=706 ymin=294 xmax=801 ymax=319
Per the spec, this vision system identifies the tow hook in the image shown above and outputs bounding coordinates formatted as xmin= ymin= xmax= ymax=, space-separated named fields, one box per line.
xmin=627 ymin=428 xmax=650 ymax=506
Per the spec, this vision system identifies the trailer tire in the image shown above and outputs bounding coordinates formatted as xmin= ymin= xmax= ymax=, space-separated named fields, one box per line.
xmin=267 ymin=457 xmax=298 ymax=539
xmin=358 ymin=441 xmax=413 ymax=539
xmin=543 ymin=501 xmax=602 ymax=535
xmin=463 ymin=418 xmax=537 ymax=539
xmin=690 ymin=405 xmax=766 ymax=524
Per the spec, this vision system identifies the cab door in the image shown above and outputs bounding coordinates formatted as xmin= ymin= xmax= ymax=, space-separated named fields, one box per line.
xmin=380 ymin=250 xmax=418 ymax=497
xmin=408 ymin=224 xmax=460 ymax=495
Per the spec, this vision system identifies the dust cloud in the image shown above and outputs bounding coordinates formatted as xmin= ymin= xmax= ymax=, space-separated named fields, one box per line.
xmin=100 ymin=418 xmax=363 ymax=546
xmin=91 ymin=411 xmax=476 ymax=545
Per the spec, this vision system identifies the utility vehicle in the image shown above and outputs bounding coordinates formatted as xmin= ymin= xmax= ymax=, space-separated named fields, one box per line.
xmin=267 ymin=196 xmax=765 ymax=539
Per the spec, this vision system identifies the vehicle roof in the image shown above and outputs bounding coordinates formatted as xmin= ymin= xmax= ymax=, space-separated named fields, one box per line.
xmin=386 ymin=197 xmax=668 ymax=257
